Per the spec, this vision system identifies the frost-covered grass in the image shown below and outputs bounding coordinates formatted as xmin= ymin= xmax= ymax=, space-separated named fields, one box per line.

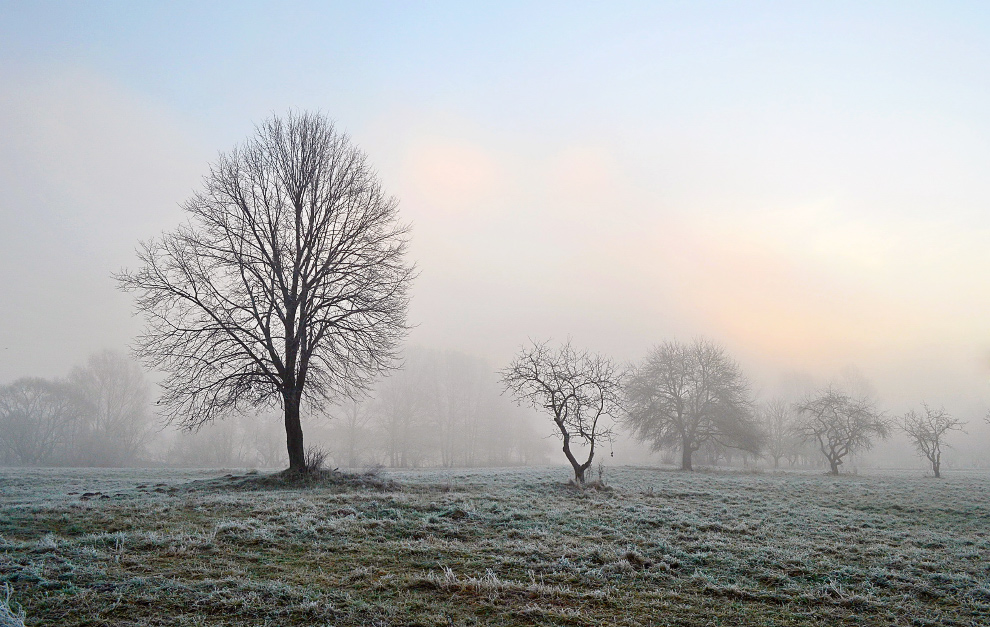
xmin=1 ymin=465 xmax=989 ymax=625
xmin=1 ymin=583 xmax=27 ymax=627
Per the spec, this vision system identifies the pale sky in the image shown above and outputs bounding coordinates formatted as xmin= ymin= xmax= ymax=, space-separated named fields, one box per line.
xmin=2 ymin=1 xmax=990 ymax=420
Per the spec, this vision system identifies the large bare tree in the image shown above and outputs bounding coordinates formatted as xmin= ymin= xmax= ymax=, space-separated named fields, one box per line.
xmin=901 ymin=403 xmax=964 ymax=478
xmin=625 ymin=338 xmax=759 ymax=471
xmin=501 ymin=339 xmax=622 ymax=485
xmin=795 ymin=387 xmax=889 ymax=475
xmin=117 ymin=112 xmax=413 ymax=472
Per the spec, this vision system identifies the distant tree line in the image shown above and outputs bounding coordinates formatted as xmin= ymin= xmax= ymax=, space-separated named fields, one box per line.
xmin=0 ymin=345 xmax=548 ymax=471
xmin=163 ymin=347 xmax=550 ymax=469
xmin=0 ymin=351 xmax=153 ymax=467
xmin=1 ymin=341 xmax=966 ymax=477
xmin=161 ymin=412 xmax=288 ymax=469
xmin=503 ymin=337 xmax=969 ymax=482
xmin=322 ymin=347 xmax=549 ymax=469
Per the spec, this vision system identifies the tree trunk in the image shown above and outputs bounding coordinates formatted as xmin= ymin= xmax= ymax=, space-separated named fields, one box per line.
xmin=933 ymin=460 xmax=941 ymax=478
xmin=572 ymin=463 xmax=586 ymax=485
xmin=560 ymin=433 xmax=590 ymax=485
xmin=681 ymin=444 xmax=693 ymax=472
xmin=829 ymin=459 xmax=840 ymax=475
xmin=284 ymin=389 xmax=306 ymax=472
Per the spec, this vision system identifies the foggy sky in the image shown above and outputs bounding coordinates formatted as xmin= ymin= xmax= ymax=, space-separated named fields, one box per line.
xmin=2 ymin=2 xmax=990 ymax=428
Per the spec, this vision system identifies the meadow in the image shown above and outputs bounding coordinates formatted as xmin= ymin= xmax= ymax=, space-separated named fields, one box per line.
xmin=1 ymin=465 xmax=988 ymax=626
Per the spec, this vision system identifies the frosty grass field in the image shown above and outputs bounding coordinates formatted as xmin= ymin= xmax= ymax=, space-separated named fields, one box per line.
xmin=1 ymin=466 xmax=989 ymax=626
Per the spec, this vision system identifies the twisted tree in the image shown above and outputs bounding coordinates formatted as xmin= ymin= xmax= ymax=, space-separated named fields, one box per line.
xmin=501 ymin=339 xmax=622 ymax=485
xmin=117 ymin=112 xmax=413 ymax=472
xmin=901 ymin=403 xmax=964 ymax=478
xmin=795 ymin=387 xmax=888 ymax=475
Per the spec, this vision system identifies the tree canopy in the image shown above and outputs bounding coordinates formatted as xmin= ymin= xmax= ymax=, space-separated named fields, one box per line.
xmin=118 ymin=111 xmax=414 ymax=472
xmin=625 ymin=338 xmax=760 ymax=471
xmin=901 ymin=403 xmax=964 ymax=478
xmin=795 ymin=387 xmax=889 ymax=475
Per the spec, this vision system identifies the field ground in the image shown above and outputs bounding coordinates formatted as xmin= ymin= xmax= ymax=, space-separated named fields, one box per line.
xmin=1 ymin=465 xmax=989 ymax=626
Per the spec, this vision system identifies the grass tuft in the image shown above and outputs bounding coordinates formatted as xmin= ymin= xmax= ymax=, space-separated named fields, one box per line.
xmin=0 ymin=584 xmax=26 ymax=627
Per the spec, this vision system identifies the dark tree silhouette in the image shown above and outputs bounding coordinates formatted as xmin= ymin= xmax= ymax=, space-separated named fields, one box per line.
xmin=901 ymin=403 xmax=964 ymax=478
xmin=625 ymin=338 xmax=759 ymax=471
xmin=795 ymin=387 xmax=889 ymax=475
xmin=117 ymin=112 xmax=413 ymax=472
xmin=501 ymin=339 xmax=622 ymax=485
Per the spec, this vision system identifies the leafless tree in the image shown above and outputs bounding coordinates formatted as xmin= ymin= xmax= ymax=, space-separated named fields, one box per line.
xmin=759 ymin=398 xmax=801 ymax=469
xmin=68 ymin=351 xmax=153 ymax=466
xmin=117 ymin=112 xmax=414 ymax=472
xmin=625 ymin=338 xmax=760 ymax=471
xmin=901 ymin=403 xmax=964 ymax=478
xmin=795 ymin=387 xmax=889 ymax=475
xmin=500 ymin=339 xmax=622 ymax=485
xmin=0 ymin=378 xmax=78 ymax=465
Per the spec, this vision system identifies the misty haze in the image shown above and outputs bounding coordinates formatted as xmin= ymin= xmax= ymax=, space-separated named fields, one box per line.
xmin=2 ymin=3 xmax=990 ymax=626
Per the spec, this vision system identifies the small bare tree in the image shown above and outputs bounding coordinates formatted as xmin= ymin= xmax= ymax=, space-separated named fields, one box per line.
xmin=901 ymin=404 xmax=964 ymax=478
xmin=501 ymin=339 xmax=622 ymax=485
xmin=625 ymin=338 xmax=759 ymax=471
xmin=117 ymin=112 xmax=414 ymax=472
xmin=795 ymin=387 xmax=889 ymax=475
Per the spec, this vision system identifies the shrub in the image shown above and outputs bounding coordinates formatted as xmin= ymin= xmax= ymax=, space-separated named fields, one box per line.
xmin=303 ymin=446 xmax=330 ymax=474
